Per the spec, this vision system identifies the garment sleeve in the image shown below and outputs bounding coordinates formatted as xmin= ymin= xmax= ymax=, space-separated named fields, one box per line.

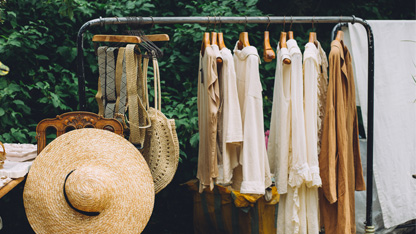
xmin=319 ymin=49 xmax=340 ymax=204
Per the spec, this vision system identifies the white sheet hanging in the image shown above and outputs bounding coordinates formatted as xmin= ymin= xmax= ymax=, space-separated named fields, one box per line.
xmin=344 ymin=20 xmax=416 ymax=228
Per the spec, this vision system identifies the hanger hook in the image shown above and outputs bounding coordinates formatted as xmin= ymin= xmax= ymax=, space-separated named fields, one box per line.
xmin=213 ymin=16 xmax=217 ymax=31
xmin=290 ymin=16 xmax=293 ymax=31
xmin=339 ymin=15 xmax=342 ymax=24
xmin=283 ymin=15 xmax=286 ymax=31
xmin=244 ymin=16 xmax=248 ymax=31
xmin=206 ymin=16 xmax=210 ymax=32
xmin=150 ymin=16 xmax=154 ymax=29
xmin=100 ymin=16 xmax=104 ymax=27
xmin=352 ymin=15 xmax=356 ymax=24
xmin=219 ymin=16 xmax=222 ymax=32
xmin=312 ymin=16 xmax=315 ymax=31
xmin=266 ymin=16 xmax=271 ymax=31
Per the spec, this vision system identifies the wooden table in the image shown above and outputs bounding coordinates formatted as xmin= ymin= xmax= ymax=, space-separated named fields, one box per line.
xmin=0 ymin=177 xmax=24 ymax=199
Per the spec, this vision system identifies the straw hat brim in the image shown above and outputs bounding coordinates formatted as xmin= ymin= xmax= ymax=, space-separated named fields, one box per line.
xmin=24 ymin=128 xmax=154 ymax=234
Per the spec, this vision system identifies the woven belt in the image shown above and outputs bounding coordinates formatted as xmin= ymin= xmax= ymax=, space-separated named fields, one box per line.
xmin=96 ymin=46 xmax=108 ymax=116
xmin=114 ymin=47 xmax=128 ymax=124
xmin=104 ymin=47 xmax=117 ymax=118
xmin=126 ymin=44 xmax=150 ymax=147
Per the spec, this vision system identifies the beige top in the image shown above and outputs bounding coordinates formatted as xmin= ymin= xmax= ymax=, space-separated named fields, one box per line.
xmin=232 ymin=42 xmax=272 ymax=194
xmin=216 ymin=46 xmax=243 ymax=185
xmin=197 ymin=46 xmax=220 ymax=192
xmin=319 ymin=40 xmax=366 ymax=234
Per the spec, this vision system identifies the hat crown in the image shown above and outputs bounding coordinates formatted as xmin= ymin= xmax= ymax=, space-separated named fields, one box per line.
xmin=64 ymin=166 xmax=113 ymax=213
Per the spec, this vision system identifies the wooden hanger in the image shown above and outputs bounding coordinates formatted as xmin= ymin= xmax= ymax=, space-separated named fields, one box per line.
xmin=210 ymin=32 xmax=223 ymax=63
xmin=218 ymin=32 xmax=227 ymax=50
xmin=237 ymin=32 xmax=250 ymax=50
xmin=211 ymin=32 xmax=218 ymax=45
xmin=335 ymin=30 xmax=344 ymax=42
xmin=288 ymin=31 xmax=294 ymax=40
xmin=263 ymin=31 xmax=275 ymax=62
xmin=309 ymin=31 xmax=318 ymax=47
xmin=201 ymin=32 xmax=210 ymax=56
xmin=279 ymin=32 xmax=291 ymax=65
xmin=92 ymin=34 xmax=170 ymax=44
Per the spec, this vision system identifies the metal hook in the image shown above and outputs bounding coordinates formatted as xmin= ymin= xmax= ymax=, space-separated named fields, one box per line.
xmin=290 ymin=16 xmax=293 ymax=31
xmin=219 ymin=16 xmax=222 ymax=32
xmin=213 ymin=16 xmax=217 ymax=31
xmin=283 ymin=15 xmax=286 ymax=31
xmin=352 ymin=15 xmax=356 ymax=24
xmin=266 ymin=16 xmax=271 ymax=31
xmin=150 ymin=16 xmax=154 ymax=29
xmin=206 ymin=16 xmax=210 ymax=32
xmin=244 ymin=16 xmax=248 ymax=31
xmin=100 ymin=16 xmax=104 ymax=27
xmin=312 ymin=16 xmax=315 ymax=31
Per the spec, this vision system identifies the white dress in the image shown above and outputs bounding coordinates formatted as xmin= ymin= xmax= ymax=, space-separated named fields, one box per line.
xmin=216 ymin=46 xmax=243 ymax=185
xmin=232 ymin=42 xmax=272 ymax=194
xmin=303 ymin=42 xmax=323 ymax=234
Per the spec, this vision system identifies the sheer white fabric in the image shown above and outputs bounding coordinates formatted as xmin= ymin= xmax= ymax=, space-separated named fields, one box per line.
xmin=232 ymin=42 xmax=272 ymax=194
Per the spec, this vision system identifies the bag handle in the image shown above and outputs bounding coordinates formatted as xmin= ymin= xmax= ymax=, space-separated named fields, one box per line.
xmin=142 ymin=51 xmax=162 ymax=112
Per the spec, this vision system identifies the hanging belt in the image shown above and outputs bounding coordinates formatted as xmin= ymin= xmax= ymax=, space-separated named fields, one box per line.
xmin=96 ymin=46 xmax=107 ymax=116
xmin=114 ymin=47 xmax=128 ymax=124
xmin=104 ymin=47 xmax=117 ymax=118
xmin=126 ymin=44 xmax=150 ymax=147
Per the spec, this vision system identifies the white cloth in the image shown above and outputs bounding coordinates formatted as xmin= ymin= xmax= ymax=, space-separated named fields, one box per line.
xmin=216 ymin=47 xmax=243 ymax=185
xmin=270 ymin=41 xmax=310 ymax=234
xmin=2 ymin=143 xmax=37 ymax=162
xmin=302 ymin=42 xmax=322 ymax=234
xmin=232 ymin=42 xmax=272 ymax=194
xmin=0 ymin=160 xmax=32 ymax=178
xmin=268 ymin=44 xmax=291 ymax=194
xmin=344 ymin=20 xmax=416 ymax=228
xmin=303 ymin=42 xmax=322 ymax=188
xmin=287 ymin=39 xmax=309 ymax=188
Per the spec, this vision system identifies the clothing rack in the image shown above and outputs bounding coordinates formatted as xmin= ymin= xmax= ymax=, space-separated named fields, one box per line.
xmin=76 ymin=16 xmax=375 ymax=234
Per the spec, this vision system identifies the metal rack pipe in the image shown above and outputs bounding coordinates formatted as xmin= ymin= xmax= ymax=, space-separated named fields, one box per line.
xmin=77 ymin=16 xmax=368 ymax=110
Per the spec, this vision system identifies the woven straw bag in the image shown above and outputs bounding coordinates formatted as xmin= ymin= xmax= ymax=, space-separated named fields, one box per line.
xmin=139 ymin=53 xmax=179 ymax=194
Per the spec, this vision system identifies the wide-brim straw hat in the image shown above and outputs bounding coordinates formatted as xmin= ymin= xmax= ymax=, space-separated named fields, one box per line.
xmin=23 ymin=128 xmax=154 ymax=234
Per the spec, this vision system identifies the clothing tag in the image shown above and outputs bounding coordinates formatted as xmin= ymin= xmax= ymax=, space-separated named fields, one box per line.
xmin=200 ymin=68 xmax=204 ymax=84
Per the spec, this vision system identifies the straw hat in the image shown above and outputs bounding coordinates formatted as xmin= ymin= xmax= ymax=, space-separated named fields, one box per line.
xmin=23 ymin=128 xmax=154 ymax=234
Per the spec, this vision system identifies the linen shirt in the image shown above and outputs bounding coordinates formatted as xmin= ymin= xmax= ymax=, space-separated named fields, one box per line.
xmin=267 ymin=44 xmax=291 ymax=194
xmin=216 ymin=46 xmax=243 ymax=185
xmin=197 ymin=46 xmax=220 ymax=192
xmin=287 ymin=39 xmax=309 ymax=188
xmin=319 ymin=40 xmax=366 ymax=234
xmin=232 ymin=42 xmax=272 ymax=194
xmin=303 ymin=42 xmax=322 ymax=188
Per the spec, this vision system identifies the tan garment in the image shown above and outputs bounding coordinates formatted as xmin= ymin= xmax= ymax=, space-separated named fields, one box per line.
xmin=319 ymin=40 xmax=366 ymax=234
xmin=316 ymin=41 xmax=329 ymax=155
xmin=197 ymin=46 xmax=220 ymax=192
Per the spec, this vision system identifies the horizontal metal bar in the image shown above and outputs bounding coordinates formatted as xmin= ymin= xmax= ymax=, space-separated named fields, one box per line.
xmin=86 ymin=16 xmax=365 ymax=27
xmin=77 ymin=15 xmax=368 ymax=110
